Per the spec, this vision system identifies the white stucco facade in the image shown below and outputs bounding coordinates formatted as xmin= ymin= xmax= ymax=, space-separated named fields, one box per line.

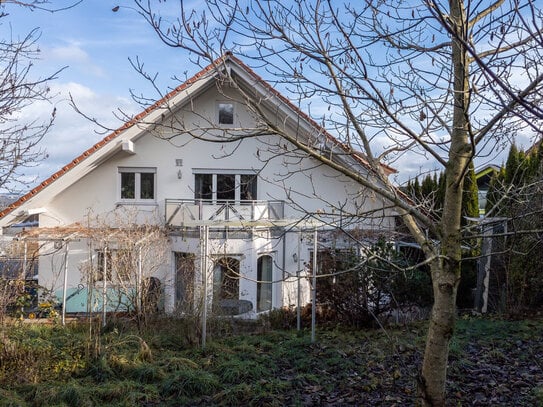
xmin=0 ymin=55 xmax=396 ymax=318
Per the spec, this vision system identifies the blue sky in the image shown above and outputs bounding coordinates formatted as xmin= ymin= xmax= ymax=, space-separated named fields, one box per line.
xmin=4 ymin=0 xmax=186 ymax=185
xmin=2 ymin=1 xmax=537 ymax=192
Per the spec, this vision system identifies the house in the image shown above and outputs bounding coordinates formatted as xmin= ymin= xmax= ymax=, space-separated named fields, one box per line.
xmin=0 ymin=54 xmax=397 ymax=319
xmin=475 ymin=164 xmax=500 ymax=216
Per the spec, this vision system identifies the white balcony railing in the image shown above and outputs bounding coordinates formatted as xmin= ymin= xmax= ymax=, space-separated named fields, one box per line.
xmin=165 ymin=199 xmax=285 ymax=227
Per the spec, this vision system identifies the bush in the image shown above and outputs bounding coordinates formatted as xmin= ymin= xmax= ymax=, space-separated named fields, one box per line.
xmin=314 ymin=239 xmax=431 ymax=327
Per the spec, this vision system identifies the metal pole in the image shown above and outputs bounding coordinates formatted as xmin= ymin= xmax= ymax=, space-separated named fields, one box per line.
xmin=201 ymin=225 xmax=209 ymax=349
xmin=137 ymin=247 xmax=143 ymax=313
xmin=297 ymin=230 xmax=301 ymax=331
xmin=23 ymin=241 xmax=28 ymax=279
xmin=311 ymin=227 xmax=317 ymax=343
xmin=62 ymin=241 xmax=69 ymax=326
xmin=102 ymin=246 xmax=108 ymax=328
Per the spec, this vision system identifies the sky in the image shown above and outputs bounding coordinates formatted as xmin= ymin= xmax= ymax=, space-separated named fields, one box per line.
xmin=3 ymin=0 xmax=186 ymax=188
xmin=2 ymin=1 xmax=538 ymax=193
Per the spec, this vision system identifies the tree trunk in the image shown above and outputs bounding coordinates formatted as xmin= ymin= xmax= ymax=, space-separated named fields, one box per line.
xmin=420 ymin=260 xmax=461 ymax=405
xmin=419 ymin=0 xmax=470 ymax=405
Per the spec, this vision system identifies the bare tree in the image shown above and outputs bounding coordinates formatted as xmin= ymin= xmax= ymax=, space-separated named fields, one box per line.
xmin=0 ymin=1 xmax=70 ymax=326
xmin=0 ymin=1 xmax=67 ymax=194
xmin=117 ymin=0 xmax=543 ymax=404
xmin=78 ymin=208 xmax=170 ymax=331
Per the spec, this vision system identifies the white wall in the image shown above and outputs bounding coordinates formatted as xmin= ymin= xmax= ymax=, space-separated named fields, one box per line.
xmin=31 ymin=82 xmax=394 ymax=315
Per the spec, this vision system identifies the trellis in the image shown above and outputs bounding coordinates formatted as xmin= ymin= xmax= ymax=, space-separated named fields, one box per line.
xmin=13 ymin=216 xmax=376 ymax=348
xmin=15 ymin=225 xmax=165 ymax=326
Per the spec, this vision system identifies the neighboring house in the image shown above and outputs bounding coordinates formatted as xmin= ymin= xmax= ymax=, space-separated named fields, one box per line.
xmin=475 ymin=164 xmax=500 ymax=216
xmin=0 ymin=54 xmax=397 ymax=319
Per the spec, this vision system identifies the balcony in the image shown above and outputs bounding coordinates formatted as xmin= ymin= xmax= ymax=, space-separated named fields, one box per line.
xmin=165 ymin=199 xmax=285 ymax=227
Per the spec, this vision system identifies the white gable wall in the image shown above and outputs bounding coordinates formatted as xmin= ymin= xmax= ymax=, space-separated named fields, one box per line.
xmin=44 ymin=84 xmax=391 ymax=226
xmin=27 ymin=81 xmax=394 ymax=316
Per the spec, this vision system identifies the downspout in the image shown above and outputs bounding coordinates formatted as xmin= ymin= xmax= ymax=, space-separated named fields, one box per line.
xmin=282 ymin=228 xmax=286 ymax=312
xmin=201 ymin=225 xmax=209 ymax=349
xmin=297 ymin=229 xmax=301 ymax=331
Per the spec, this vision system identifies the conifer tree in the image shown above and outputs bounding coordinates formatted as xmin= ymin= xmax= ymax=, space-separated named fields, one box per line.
xmin=461 ymin=163 xmax=479 ymax=224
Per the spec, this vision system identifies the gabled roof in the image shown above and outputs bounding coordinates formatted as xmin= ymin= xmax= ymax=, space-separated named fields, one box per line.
xmin=0 ymin=53 xmax=395 ymax=222
xmin=475 ymin=164 xmax=501 ymax=179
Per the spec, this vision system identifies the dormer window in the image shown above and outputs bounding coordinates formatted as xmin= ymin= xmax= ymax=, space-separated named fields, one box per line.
xmin=217 ymin=102 xmax=234 ymax=125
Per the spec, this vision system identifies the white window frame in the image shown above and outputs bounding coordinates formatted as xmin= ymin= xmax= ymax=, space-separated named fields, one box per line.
xmin=193 ymin=169 xmax=257 ymax=203
xmin=118 ymin=167 xmax=157 ymax=204
xmin=257 ymin=254 xmax=274 ymax=313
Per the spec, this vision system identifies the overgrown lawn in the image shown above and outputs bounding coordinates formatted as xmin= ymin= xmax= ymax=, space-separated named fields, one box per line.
xmin=0 ymin=315 xmax=542 ymax=406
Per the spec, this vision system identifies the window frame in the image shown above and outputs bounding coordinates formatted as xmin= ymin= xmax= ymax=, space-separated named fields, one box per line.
xmin=118 ymin=167 xmax=157 ymax=204
xmin=193 ymin=169 xmax=258 ymax=203
xmin=257 ymin=255 xmax=273 ymax=313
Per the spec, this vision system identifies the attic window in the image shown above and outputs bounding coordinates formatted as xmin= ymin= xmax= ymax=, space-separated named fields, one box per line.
xmin=218 ymin=102 xmax=234 ymax=125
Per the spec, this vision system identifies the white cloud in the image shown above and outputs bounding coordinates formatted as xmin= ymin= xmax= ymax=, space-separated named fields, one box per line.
xmin=18 ymin=81 xmax=138 ymax=182
xmin=47 ymin=43 xmax=106 ymax=78
xmin=49 ymin=44 xmax=88 ymax=62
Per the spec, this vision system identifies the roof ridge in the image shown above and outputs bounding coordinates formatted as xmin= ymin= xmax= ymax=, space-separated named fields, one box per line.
xmin=226 ymin=54 xmax=396 ymax=175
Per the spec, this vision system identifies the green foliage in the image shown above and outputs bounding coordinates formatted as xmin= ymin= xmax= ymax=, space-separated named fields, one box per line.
xmin=406 ymin=172 xmax=446 ymax=215
xmin=160 ymin=368 xmax=220 ymax=399
xmin=389 ymin=267 xmax=433 ymax=307
xmin=0 ymin=325 xmax=86 ymax=385
xmin=0 ymin=317 xmax=542 ymax=405
xmin=462 ymin=163 xmax=479 ymax=223
xmin=261 ymin=306 xmax=298 ymax=330
xmin=407 ymin=166 xmax=479 ymax=222
xmin=483 ymin=141 xmax=543 ymax=313
xmin=406 ymin=166 xmax=480 ymax=308
xmin=0 ymin=389 xmax=26 ymax=407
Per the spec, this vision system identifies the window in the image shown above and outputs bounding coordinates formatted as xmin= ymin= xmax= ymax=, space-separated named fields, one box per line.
xmin=194 ymin=171 xmax=257 ymax=202
xmin=195 ymin=173 xmax=212 ymax=200
xmin=95 ymin=249 xmax=134 ymax=283
xmin=218 ymin=102 xmax=234 ymax=125
xmin=213 ymin=257 xmax=240 ymax=304
xmin=216 ymin=174 xmax=236 ymax=201
xmin=257 ymin=255 xmax=273 ymax=312
xmin=115 ymin=249 xmax=135 ymax=282
xmin=96 ymin=250 xmax=113 ymax=282
xmin=119 ymin=168 xmax=156 ymax=202
xmin=174 ymin=252 xmax=195 ymax=312
xmin=120 ymin=172 xmax=135 ymax=199
xmin=240 ymin=174 xmax=257 ymax=201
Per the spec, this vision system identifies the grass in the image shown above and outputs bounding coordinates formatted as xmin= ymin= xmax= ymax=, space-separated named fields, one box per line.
xmin=0 ymin=315 xmax=542 ymax=405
